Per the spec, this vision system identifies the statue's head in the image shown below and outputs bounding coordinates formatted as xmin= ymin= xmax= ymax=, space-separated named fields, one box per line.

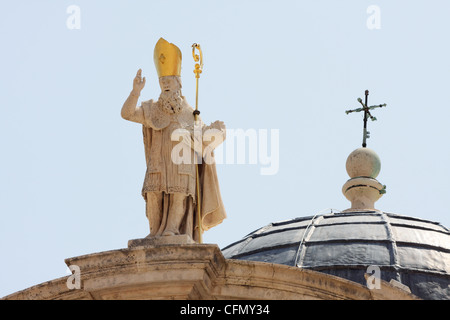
xmin=159 ymin=75 xmax=182 ymax=93
xmin=153 ymin=38 xmax=183 ymax=112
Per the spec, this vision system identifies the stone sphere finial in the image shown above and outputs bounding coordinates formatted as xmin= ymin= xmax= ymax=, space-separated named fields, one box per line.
xmin=346 ymin=147 xmax=381 ymax=179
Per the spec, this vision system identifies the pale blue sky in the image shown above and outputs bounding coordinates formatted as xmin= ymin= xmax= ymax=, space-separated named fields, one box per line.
xmin=1 ymin=1 xmax=449 ymax=297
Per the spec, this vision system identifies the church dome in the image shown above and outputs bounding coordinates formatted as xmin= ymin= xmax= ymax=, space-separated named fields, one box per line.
xmin=222 ymin=111 xmax=450 ymax=300
xmin=221 ymin=210 xmax=450 ymax=300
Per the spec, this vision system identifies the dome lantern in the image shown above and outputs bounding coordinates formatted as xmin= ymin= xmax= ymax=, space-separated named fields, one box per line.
xmin=342 ymin=90 xmax=387 ymax=211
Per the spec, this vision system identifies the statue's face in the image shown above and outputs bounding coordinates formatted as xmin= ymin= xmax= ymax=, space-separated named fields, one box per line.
xmin=159 ymin=76 xmax=181 ymax=92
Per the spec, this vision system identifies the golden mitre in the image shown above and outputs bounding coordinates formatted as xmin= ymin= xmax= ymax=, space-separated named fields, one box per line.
xmin=153 ymin=38 xmax=182 ymax=77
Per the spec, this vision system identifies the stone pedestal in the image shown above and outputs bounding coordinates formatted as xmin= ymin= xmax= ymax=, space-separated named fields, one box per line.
xmin=128 ymin=235 xmax=195 ymax=248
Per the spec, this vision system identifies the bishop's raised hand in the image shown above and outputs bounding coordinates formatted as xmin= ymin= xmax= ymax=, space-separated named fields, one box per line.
xmin=132 ymin=69 xmax=146 ymax=95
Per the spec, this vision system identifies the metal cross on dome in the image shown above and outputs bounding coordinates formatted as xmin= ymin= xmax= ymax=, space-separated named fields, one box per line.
xmin=345 ymin=90 xmax=386 ymax=148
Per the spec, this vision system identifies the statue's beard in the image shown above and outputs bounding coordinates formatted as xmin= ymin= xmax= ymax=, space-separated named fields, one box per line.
xmin=158 ymin=90 xmax=183 ymax=114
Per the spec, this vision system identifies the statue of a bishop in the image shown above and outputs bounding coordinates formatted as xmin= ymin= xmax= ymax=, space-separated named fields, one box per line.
xmin=121 ymin=38 xmax=226 ymax=243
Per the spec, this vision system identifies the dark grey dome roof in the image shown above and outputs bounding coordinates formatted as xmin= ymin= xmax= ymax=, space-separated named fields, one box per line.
xmin=221 ymin=210 xmax=450 ymax=300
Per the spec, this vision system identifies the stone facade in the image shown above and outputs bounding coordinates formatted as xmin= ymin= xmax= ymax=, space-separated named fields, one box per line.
xmin=3 ymin=243 xmax=418 ymax=300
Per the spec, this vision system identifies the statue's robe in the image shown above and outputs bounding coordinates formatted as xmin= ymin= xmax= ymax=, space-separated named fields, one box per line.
xmin=140 ymin=98 xmax=226 ymax=242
